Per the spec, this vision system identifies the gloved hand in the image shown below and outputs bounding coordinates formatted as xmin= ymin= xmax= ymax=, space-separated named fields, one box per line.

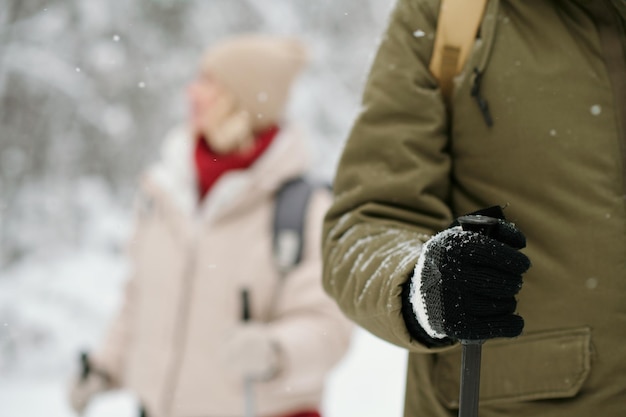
xmin=220 ymin=323 xmax=281 ymax=380
xmin=68 ymin=371 xmax=110 ymax=415
xmin=403 ymin=212 xmax=531 ymax=346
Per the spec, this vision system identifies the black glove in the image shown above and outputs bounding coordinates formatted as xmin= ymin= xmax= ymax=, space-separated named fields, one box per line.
xmin=402 ymin=208 xmax=531 ymax=346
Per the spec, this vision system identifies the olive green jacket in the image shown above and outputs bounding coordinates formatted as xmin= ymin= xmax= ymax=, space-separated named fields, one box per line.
xmin=323 ymin=1 xmax=626 ymax=416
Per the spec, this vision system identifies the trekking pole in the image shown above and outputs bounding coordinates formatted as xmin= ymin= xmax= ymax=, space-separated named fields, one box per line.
xmin=241 ymin=288 xmax=255 ymax=417
xmin=457 ymin=215 xmax=499 ymax=417
xmin=80 ymin=351 xmax=91 ymax=381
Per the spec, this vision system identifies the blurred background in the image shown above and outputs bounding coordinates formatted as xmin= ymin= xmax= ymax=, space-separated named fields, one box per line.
xmin=0 ymin=0 xmax=408 ymax=416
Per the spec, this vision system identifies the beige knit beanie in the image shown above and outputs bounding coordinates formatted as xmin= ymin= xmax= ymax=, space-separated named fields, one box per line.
xmin=201 ymin=34 xmax=308 ymax=133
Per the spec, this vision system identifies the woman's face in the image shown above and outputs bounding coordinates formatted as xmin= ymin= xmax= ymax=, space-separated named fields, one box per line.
xmin=187 ymin=71 xmax=226 ymax=135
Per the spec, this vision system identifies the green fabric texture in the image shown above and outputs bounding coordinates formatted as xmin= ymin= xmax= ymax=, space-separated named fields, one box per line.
xmin=323 ymin=0 xmax=626 ymax=416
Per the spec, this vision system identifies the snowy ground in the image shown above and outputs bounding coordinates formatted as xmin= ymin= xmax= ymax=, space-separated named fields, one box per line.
xmin=0 ymin=181 xmax=408 ymax=417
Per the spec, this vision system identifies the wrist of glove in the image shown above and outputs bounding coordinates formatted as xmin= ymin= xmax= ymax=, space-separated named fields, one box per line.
xmin=220 ymin=322 xmax=281 ymax=381
xmin=402 ymin=210 xmax=531 ymax=346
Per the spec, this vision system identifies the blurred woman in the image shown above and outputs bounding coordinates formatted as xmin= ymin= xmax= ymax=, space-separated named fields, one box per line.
xmin=68 ymin=34 xmax=352 ymax=417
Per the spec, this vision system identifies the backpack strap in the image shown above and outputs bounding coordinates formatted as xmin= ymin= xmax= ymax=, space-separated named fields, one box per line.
xmin=273 ymin=177 xmax=314 ymax=275
xmin=429 ymin=0 xmax=489 ymax=102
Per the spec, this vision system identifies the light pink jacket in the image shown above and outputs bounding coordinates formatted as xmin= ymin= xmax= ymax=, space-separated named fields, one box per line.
xmin=93 ymin=125 xmax=353 ymax=417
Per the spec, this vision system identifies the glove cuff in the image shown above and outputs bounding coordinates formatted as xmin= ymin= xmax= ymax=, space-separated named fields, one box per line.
xmin=413 ymin=234 xmax=453 ymax=340
xmin=401 ymin=237 xmax=455 ymax=348
xmin=401 ymin=278 xmax=453 ymax=348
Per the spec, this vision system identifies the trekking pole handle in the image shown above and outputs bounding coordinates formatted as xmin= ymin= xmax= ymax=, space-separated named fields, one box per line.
xmin=457 ymin=214 xmax=498 ymax=237
xmin=457 ymin=214 xmax=499 ymax=417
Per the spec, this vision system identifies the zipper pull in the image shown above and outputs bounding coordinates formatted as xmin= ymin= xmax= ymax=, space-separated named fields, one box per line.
xmin=471 ymin=68 xmax=494 ymax=127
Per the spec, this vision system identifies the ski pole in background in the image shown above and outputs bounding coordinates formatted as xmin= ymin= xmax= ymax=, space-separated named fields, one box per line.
xmin=241 ymin=288 xmax=255 ymax=417
xmin=80 ymin=351 xmax=91 ymax=381
xmin=457 ymin=215 xmax=499 ymax=417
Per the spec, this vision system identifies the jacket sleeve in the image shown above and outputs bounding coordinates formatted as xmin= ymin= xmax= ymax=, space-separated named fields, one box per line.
xmin=90 ymin=192 xmax=148 ymax=386
xmin=267 ymin=189 xmax=354 ymax=390
xmin=90 ymin=275 xmax=136 ymax=388
xmin=322 ymin=0 xmax=455 ymax=353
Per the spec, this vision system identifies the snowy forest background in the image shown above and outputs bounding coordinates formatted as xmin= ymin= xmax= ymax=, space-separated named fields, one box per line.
xmin=0 ymin=0 xmax=410 ymax=416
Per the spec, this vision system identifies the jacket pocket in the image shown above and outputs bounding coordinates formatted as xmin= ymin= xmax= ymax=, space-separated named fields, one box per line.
xmin=434 ymin=327 xmax=591 ymax=407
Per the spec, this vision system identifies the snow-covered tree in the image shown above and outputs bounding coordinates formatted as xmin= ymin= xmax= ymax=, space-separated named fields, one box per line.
xmin=0 ymin=0 xmax=394 ymax=265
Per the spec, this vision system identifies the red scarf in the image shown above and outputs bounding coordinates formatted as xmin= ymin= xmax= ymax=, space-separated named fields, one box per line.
xmin=194 ymin=125 xmax=279 ymax=200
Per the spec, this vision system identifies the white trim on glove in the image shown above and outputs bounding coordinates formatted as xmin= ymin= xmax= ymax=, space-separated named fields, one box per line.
xmin=410 ymin=228 xmax=462 ymax=340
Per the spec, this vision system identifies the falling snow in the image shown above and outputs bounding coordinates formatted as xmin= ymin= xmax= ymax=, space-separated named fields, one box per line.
xmin=585 ymin=277 xmax=599 ymax=290
xmin=590 ymin=105 xmax=602 ymax=116
xmin=1 ymin=1 xmax=405 ymax=416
